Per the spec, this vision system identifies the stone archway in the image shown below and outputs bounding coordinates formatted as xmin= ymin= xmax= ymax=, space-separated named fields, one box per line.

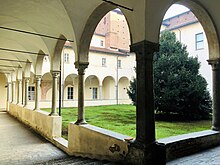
xmin=118 ymin=77 xmax=130 ymax=101
xmin=64 ymin=74 xmax=78 ymax=101
xmin=85 ymin=75 xmax=100 ymax=100
xmin=102 ymin=76 xmax=116 ymax=100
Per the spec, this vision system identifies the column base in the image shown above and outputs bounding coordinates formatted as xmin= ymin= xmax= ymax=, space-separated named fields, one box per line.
xmin=212 ymin=126 xmax=220 ymax=131
xmin=125 ymin=141 xmax=166 ymax=165
xmin=75 ymin=119 xmax=87 ymax=125
xmin=49 ymin=112 xmax=59 ymax=116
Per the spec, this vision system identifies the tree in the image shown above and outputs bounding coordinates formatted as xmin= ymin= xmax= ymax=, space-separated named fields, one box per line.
xmin=127 ymin=31 xmax=212 ymax=120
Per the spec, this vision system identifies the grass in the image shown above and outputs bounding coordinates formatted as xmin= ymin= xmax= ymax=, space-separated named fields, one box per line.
xmin=43 ymin=105 xmax=211 ymax=140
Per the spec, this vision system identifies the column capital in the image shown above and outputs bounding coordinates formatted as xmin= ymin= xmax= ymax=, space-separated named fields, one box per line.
xmin=74 ymin=61 xmax=89 ymax=75
xmin=130 ymin=40 xmax=159 ymax=61
xmin=208 ymin=58 xmax=220 ymax=70
xmin=35 ymin=75 xmax=42 ymax=79
xmin=50 ymin=71 xmax=60 ymax=78
xmin=24 ymin=77 xmax=30 ymax=81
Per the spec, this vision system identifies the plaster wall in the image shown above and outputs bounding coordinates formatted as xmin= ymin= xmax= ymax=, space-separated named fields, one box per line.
xmin=172 ymin=23 xmax=212 ymax=94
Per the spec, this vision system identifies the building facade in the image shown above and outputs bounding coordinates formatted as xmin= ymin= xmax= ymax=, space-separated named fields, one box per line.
xmin=7 ymin=9 xmax=135 ymax=109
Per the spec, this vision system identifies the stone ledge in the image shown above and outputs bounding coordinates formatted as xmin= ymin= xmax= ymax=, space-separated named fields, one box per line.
xmin=68 ymin=123 xmax=132 ymax=161
xmin=158 ymin=130 xmax=220 ymax=161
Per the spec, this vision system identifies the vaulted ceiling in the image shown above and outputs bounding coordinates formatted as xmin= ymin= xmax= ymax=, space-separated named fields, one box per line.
xmin=0 ymin=0 xmax=219 ymax=76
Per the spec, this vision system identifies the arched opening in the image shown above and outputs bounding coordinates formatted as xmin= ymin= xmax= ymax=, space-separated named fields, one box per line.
xmin=85 ymin=75 xmax=100 ymax=100
xmin=64 ymin=74 xmax=78 ymax=102
xmin=118 ymin=77 xmax=130 ymax=103
xmin=41 ymin=72 xmax=52 ymax=101
xmin=102 ymin=76 xmax=116 ymax=100
xmin=156 ymin=2 xmax=219 ymax=139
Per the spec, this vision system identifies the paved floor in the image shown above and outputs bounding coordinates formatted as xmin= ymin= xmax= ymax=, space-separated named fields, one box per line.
xmin=167 ymin=145 xmax=220 ymax=165
xmin=0 ymin=112 xmax=68 ymax=165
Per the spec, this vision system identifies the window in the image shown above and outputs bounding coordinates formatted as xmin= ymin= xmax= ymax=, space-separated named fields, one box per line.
xmin=196 ymin=33 xmax=204 ymax=50
xmin=67 ymin=87 xmax=73 ymax=100
xmin=64 ymin=53 xmax=69 ymax=63
xmin=117 ymin=59 xmax=121 ymax=68
xmin=28 ymin=86 xmax=35 ymax=101
xmin=102 ymin=58 xmax=106 ymax=67
xmin=92 ymin=88 xmax=98 ymax=99
xmin=100 ymin=40 xmax=104 ymax=47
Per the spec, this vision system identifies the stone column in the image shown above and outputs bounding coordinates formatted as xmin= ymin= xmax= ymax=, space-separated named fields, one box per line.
xmin=12 ymin=81 xmax=16 ymax=103
xmin=17 ymin=79 xmax=22 ymax=105
xmin=7 ymin=82 xmax=11 ymax=102
xmin=23 ymin=77 xmax=30 ymax=108
xmin=208 ymin=59 xmax=220 ymax=130
xmin=74 ymin=62 xmax=89 ymax=125
xmin=49 ymin=71 xmax=60 ymax=116
xmin=34 ymin=75 xmax=41 ymax=110
xmin=126 ymin=40 xmax=161 ymax=165
xmin=99 ymin=85 xmax=102 ymax=100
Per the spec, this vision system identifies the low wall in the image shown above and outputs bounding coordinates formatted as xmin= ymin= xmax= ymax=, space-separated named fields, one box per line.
xmin=26 ymin=99 xmax=132 ymax=108
xmin=158 ymin=130 xmax=220 ymax=161
xmin=68 ymin=123 xmax=131 ymax=162
xmin=8 ymin=103 xmax=62 ymax=141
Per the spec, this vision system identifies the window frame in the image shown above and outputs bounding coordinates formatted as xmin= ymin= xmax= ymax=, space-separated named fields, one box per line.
xmin=64 ymin=53 xmax=70 ymax=63
xmin=102 ymin=58 xmax=106 ymax=67
xmin=195 ymin=32 xmax=204 ymax=50
xmin=67 ymin=86 xmax=74 ymax=100
xmin=92 ymin=87 xmax=98 ymax=100
xmin=28 ymin=86 xmax=35 ymax=101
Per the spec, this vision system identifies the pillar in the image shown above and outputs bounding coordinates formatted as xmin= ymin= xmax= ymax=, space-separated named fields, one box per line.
xmin=126 ymin=40 xmax=163 ymax=165
xmin=7 ymin=82 xmax=11 ymax=103
xmin=12 ymin=81 xmax=16 ymax=103
xmin=23 ymin=77 xmax=30 ymax=108
xmin=34 ymin=75 xmax=41 ymax=110
xmin=49 ymin=71 xmax=60 ymax=116
xmin=17 ymin=79 xmax=22 ymax=105
xmin=74 ymin=62 xmax=89 ymax=125
xmin=99 ymin=85 xmax=102 ymax=100
xmin=208 ymin=59 xmax=220 ymax=130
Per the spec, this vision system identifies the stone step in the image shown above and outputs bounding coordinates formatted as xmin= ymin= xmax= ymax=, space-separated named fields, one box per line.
xmin=36 ymin=156 xmax=118 ymax=165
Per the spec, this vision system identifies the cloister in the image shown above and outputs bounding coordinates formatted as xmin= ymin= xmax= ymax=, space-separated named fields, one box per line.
xmin=0 ymin=0 xmax=220 ymax=164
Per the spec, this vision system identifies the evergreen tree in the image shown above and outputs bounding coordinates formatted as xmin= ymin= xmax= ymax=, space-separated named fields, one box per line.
xmin=127 ymin=31 xmax=212 ymax=120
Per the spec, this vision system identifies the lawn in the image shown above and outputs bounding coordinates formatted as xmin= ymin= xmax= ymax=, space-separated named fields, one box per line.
xmin=43 ymin=105 xmax=211 ymax=139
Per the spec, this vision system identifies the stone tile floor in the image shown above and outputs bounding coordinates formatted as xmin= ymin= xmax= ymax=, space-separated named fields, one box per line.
xmin=0 ymin=112 xmax=68 ymax=165
xmin=167 ymin=145 xmax=220 ymax=165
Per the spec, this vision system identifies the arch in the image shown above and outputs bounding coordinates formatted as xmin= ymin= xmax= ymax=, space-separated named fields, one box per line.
xmin=85 ymin=75 xmax=100 ymax=100
xmin=171 ymin=0 xmax=220 ymax=59
xmin=23 ymin=60 xmax=32 ymax=78
xmin=41 ymin=72 xmax=52 ymax=100
xmin=35 ymin=50 xmax=47 ymax=76
xmin=51 ymin=35 xmax=67 ymax=71
xmin=64 ymin=73 xmax=78 ymax=87
xmin=77 ymin=3 xmax=132 ymax=62
xmin=118 ymin=76 xmax=130 ymax=100
xmin=64 ymin=74 xmax=78 ymax=100
xmin=102 ymin=76 xmax=116 ymax=100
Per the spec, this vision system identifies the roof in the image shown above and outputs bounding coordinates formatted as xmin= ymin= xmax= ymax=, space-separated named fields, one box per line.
xmin=162 ymin=11 xmax=198 ymax=30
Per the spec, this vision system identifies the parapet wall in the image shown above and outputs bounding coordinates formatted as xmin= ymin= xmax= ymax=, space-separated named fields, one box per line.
xmin=8 ymin=103 xmax=62 ymax=141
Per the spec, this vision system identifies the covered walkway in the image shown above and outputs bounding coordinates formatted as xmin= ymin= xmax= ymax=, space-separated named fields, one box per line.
xmin=0 ymin=111 xmax=67 ymax=165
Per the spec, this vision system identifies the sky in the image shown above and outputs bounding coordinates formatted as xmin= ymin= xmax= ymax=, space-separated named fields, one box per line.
xmin=163 ymin=4 xmax=190 ymax=20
